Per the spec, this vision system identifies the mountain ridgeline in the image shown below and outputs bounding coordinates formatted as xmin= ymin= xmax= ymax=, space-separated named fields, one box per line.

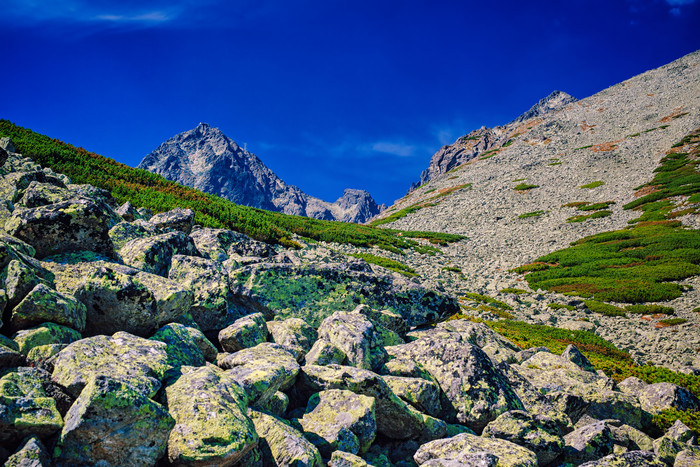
xmin=138 ymin=124 xmax=385 ymax=223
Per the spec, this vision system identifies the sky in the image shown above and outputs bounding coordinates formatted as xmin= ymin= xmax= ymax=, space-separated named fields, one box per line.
xmin=2 ymin=1 xmax=699 ymax=207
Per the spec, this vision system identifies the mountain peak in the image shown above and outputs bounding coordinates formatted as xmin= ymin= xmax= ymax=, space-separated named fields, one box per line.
xmin=511 ymin=90 xmax=577 ymax=123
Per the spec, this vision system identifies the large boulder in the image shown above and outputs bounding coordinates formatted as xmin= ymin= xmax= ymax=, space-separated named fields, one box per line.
xmin=413 ymin=432 xmax=538 ymax=467
xmin=482 ymin=410 xmax=564 ymax=465
xmin=10 ymin=283 xmax=86 ymax=332
xmin=427 ymin=319 xmax=521 ymax=364
xmin=386 ymin=330 xmax=523 ymax=430
xmin=13 ymin=322 xmax=82 ymax=356
xmin=300 ymin=389 xmax=377 ymax=457
xmin=316 ymin=311 xmax=387 ymax=371
xmin=562 ymin=421 xmax=615 ymax=465
xmin=189 ymin=228 xmax=249 ymax=263
xmin=267 ymin=317 xmax=318 ymax=357
xmin=15 ymin=181 xmax=73 ymax=209
xmin=119 ymin=231 xmax=199 ymax=276
xmin=54 ymin=375 xmax=174 ymax=467
xmin=5 ymin=198 xmax=117 ymax=259
xmin=636 ymin=382 xmax=700 ymax=415
xmin=298 ymin=364 xmax=426 ymax=440
xmin=4 ymin=435 xmax=52 ymax=466
xmin=4 ymin=257 xmax=54 ymax=310
xmin=249 ymin=409 xmax=323 ymax=467
xmin=218 ymin=312 xmax=268 ymax=353
xmin=51 ymin=332 xmax=171 ymax=398
xmin=165 ymin=365 xmax=258 ymax=466
xmin=228 ymin=261 xmax=458 ymax=328
xmin=148 ymin=208 xmax=195 ymax=234
xmin=108 ymin=219 xmax=160 ymax=251
xmin=150 ymin=322 xmax=208 ymax=370
xmin=382 ymin=375 xmax=442 ymax=418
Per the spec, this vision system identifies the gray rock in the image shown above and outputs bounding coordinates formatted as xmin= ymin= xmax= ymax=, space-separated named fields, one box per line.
xmin=0 ymin=136 xmax=14 ymax=153
xmin=119 ymin=231 xmax=199 ymax=276
xmin=165 ymin=365 xmax=258 ymax=466
xmin=267 ymin=317 xmax=317 ymax=357
xmin=610 ymin=424 xmax=654 ymax=452
xmin=382 ymin=375 xmax=442 ymax=417
xmin=115 ymin=201 xmax=140 ymax=221
xmin=148 ymin=207 xmax=195 ymax=234
xmin=328 ymin=451 xmax=369 ymax=467
xmin=4 ymin=258 xmax=53 ymax=310
xmin=653 ymin=420 xmax=699 ymax=465
xmin=249 ymin=409 xmax=323 ymax=467
xmin=305 ymin=339 xmax=347 ymax=366
xmin=637 ymin=382 xmax=700 ymax=415
xmin=107 ymin=219 xmax=159 ymax=251
xmin=54 ymin=375 xmax=174 ymax=467
xmin=256 ymin=390 xmax=289 ymax=417
xmin=218 ymin=312 xmax=268 ymax=353
xmin=4 ymin=435 xmax=51 ymax=466
xmin=562 ymin=344 xmax=596 ymax=372
xmin=563 ymin=421 xmax=615 ymax=464
xmin=317 ymin=311 xmax=387 ymax=371
xmin=10 ymin=283 xmax=86 ymax=332
xmin=578 ymin=450 xmax=666 ymax=466
xmin=482 ymin=410 xmax=564 ymax=465
xmin=618 ymin=376 xmax=649 ymax=395
xmin=189 ymin=227 xmax=245 ymax=262
xmin=674 ymin=449 xmax=700 ymax=467
xmin=413 ymin=432 xmax=538 ymax=467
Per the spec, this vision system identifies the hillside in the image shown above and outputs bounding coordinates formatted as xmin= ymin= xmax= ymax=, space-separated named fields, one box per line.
xmin=366 ymin=50 xmax=700 ymax=369
xmin=139 ymin=123 xmax=385 ymax=223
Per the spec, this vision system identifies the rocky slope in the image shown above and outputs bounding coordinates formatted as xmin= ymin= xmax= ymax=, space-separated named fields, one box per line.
xmin=138 ymin=123 xmax=384 ymax=223
xmin=1 ymin=136 xmax=699 ymax=466
xmin=371 ymin=50 xmax=700 ymax=370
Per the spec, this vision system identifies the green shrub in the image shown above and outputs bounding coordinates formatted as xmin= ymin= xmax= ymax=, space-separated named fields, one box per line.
xmin=461 ymin=292 xmax=513 ymax=311
xmin=442 ymin=266 xmax=462 ymax=273
xmin=566 ymin=210 xmax=612 ymax=223
xmin=514 ymin=183 xmax=539 ymax=191
xmin=580 ymin=181 xmax=605 ymax=189
xmin=519 ymin=210 xmax=546 ymax=219
xmin=653 ymin=408 xmax=700 ymax=433
xmin=548 ymin=303 xmax=577 ymax=311
xmin=349 ymin=253 xmax=417 ymax=277
xmin=500 ymin=288 xmax=530 ymax=294
xmin=625 ymin=304 xmax=674 ymax=315
xmin=584 ymin=300 xmax=627 ymax=317
xmin=657 ymin=318 xmax=688 ymax=326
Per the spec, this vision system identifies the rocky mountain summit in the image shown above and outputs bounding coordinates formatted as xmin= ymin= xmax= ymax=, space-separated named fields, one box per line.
xmin=411 ymin=91 xmax=577 ymax=189
xmin=138 ymin=123 xmax=384 ymax=223
xmin=2 ymin=136 xmax=699 ymax=465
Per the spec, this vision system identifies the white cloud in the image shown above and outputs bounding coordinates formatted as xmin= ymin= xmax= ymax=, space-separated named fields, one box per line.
xmin=370 ymin=142 xmax=416 ymax=157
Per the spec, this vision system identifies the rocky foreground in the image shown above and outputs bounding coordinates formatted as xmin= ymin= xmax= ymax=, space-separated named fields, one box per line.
xmin=0 ymin=138 xmax=699 ymax=466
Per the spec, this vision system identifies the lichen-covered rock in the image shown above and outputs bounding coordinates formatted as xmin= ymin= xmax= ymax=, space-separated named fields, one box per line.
xmin=5 ymin=198 xmax=117 ymax=259
xmin=74 ymin=263 xmax=193 ymax=336
xmin=218 ymin=343 xmax=300 ymax=406
xmin=674 ymin=449 xmax=700 ymax=467
xmin=165 ymin=365 xmax=258 ymax=466
xmin=0 ymin=345 xmax=26 ymax=369
xmin=316 ymin=311 xmax=387 ymax=371
xmin=168 ymin=254 xmax=240 ymax=332
xmin=637 ymin=382 xmax=700 ymax=415
xmin=617 ymin=376 xmax=648 ymax=395
xmin=329 ymin=451 xmax=369 ymax=467
xmin=413 ymin=432 xmax=538 ymax=467
xmin=13 ymin=322 xmax=82 ymax=356
xmin=653 ymin=420 xmax=699 ymax=465
xmin=298 ymin=364 xmax=426 ymax=440
xmin=301 ymin=389 xmax=377 ymax=456
xmin=382 ymin=375 xmax=442 ymax=418
xmin=267 ymin=317 xmax=317 ymax=357
xmin=26 ymin=343 xmax=67 ymax=362
xmin=578 ymin=450 xmax=666 ymax=466
xmin=610 ymin=424 xmax=654 ymax=452
xmin=10 ymin=283 xmax=86 ymax=332
xmin=4 ymin=258 xmax=53 ymax=310
xmin=387 ymin=331 xmax=523 ymax=430
xmin=189 ymin=228 xmax=249 ymax=263
xmin=218 ymin=312 xmax=268 ymax=353
xmin=0 ymin=367 xmax=64 ymax=444
xmin=354 ymin=304 xmax=408 ymax=337
xmin=148 ymin=208 xmax=195 ymax=234
xmin=563 ymin=421 xmax=615 ymax=464
xmin=256 ymin=390 xmax=289 ymax=417
xmin=227 ymin=235 xmax=275 ymax=258
xmin=119 ymin=231 xmax=199 ymax=276
xmin=429 ymin=319 xmax=521 ymax=364
xmin=150 ymin=323 xmax=207 ymax=369
xmin=54 ymin=375 xmax=174 ymax=467
xmin=51 ymin=331 xmax=171 ymax=398
xmin=249 ymin=409 xmax=323 ymax=466
xmin=115 ymin=201 xmax=140 ymax=221
xmin=521 ymin=350 xmax=596 ymax=373
xmin=3 ymin=435 xmax=51 ymax=467
xmin=228 ymin=261 xmax=458 ymax=328
xmin=562 ymin=345 xmax=596 ymax=372
xmin=15 ymin=181 xmax=73 ymax=209
xmin=108 ymin=219 xmax=160 ymax=251
xmin=482 ymin=410 xmax=564 ymax=465
xmin=305 ymin=339 xmax=347 ymax=366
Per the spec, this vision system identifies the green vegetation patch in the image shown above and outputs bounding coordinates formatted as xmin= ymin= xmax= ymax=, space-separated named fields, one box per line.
xmin=580 ymin=181 xmax=605 ymax=189
xmin=584 ymin=300 xmax=627 ymax=317
xmin=0 ymin=120 xmax=465 ymax=253
xmin=518 ymin=210 xmax=546 ymax=219
xmin=349 ymin=253 xmax=417 ymax=277
xmin=653 ymin=408 xmax=700 ymax=433
xmin=513 ymin=183 xmax=539 ymax=191
xmin=548 ymin=303 xmax=577 ymax=311
xmin=625 ymin=304 xmax=674 ymax=315
xmin=657 ymin=318 xmax=688 ymax=326
xmin=442 ymin=266 xmax=462 ymax=273
xmin=461 ymin=292 xmax=513 ymax=311
xmin=577 ymin=201 xmax=615 ymax=211
xmin=499 ymin=288 xmax=530 ymax=294
xmin=566 ymin=210 xmax=612 ymax=223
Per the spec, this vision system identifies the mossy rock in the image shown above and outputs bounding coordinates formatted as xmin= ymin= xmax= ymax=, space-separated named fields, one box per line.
xmin=119 ymin=231 xmax=198 ymax=277
xmin=11 ymin=283 xmax=86 ymax=332
xmin=415 ymin=432 xmax=537 ymax=466
xmin=218 ymin=312 xmax=268 ymax=353
xmin=249 ymin=409 xmax=323 ymax=466
xmin=150 ymin=322 xmax=208 ymax=371
xmin=3 ymin=435 xmax=51 ymax=466
xmin=13 ymin=322 xmax=81 ymax=356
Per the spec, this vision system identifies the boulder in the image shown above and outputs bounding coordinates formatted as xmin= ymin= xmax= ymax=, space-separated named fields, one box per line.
xmin=0 ymin=367 xmax=64 ymax=444
xmin=115 ymin=201 xmax=140 ymax=221
xmin=429 ymin=319 xmax=520 ymax=364
xmin=51 ymin=331 xmax=171 ymax=398
xmin=228 ymin=261 xmax=458 ymax=328
xmin=256 ymin=390 xmax=289 ymax=417
xmin=298 ymin=364 xmax=426 ymax=440
xmin=150 ymin=322 xmax=207 ymax=370
xmin=328 ymin=451 xmax=370 ymax=467
xmin=637 ymin=382 xmax=700 ymax=415
xmin=382 ymin=375 xmax=442 ymax=417
xmin=413 ymin=432 xmax=538 ymax=467
xmin=563 ymin=421 xmax=615 ymax=464
xmin=54 ymin=375 xmax=174 ymax=467
xmin=189 ymin=228 xmax=249 ymax=263
xmin=578 ymin=450 xmax=666 ymax=466
xmin=674 ymin=449 xmax=700 ymax=467
xmin=13 ymin=322 xmax=82 ymax=356
xmin=3 ymin=435 xmax=51 ymax=466
xmin=267 ymin=317 xmax=317 ymax=357
xmin=217 ymin=343 xmax=300 ymax=406
xmin=386 ymin=331 xmax=523 ymax=430
xmin=218 ymin=312 xmax=268 ymax=353
xmin=119 ymin=231 xmax=199 ymax=276
xmin=148 ymin=208 xmax=195 ymax=234
xmin=10 ymin=283 xmax=86 ymax=332
xmin=305 ymin=340 xmax=347 ymax=366
xmin=108 ymin=220 xmax=159 ymax=251
xmin=249 ymin=409 xmax=323 ymax=467
xmin=300 ymin=389 xmax=377 ymax=456
xmin=0 ymin=345 xmax=26 ymax=369
xmin=168 ymin=254 xmax=239 ymax=332
xmin=482 ymin=410 xmax=564 ymax=465
xmin=610 ymin=424 xmax=654 ymax=451
xmin=653 ymin=420 xmax=699 ymax=465
xmin=5 ymin=198 xmax=117 ymax=259
xmin=15 ymin=181 xmax=73 ymax=208
xmin=227 ymin=234 xmax=275 ymax=258
xmin=3 ymin=257 xmax=53 ymax=311
xmin=562 ymin=345 xmax=596 ymax=372
xmin=165 ymin=365 xmax=258 ymax=466
xmin=316 ymin=311 xmax=387 ymax=371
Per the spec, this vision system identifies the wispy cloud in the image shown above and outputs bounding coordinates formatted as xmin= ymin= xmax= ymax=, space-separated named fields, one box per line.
xmin=370 ymin=142 xmax=417 ymax=157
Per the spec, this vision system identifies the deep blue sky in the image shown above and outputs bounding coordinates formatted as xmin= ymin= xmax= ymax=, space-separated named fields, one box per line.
xmin=2 ymin=1 xmax=699 ymax=206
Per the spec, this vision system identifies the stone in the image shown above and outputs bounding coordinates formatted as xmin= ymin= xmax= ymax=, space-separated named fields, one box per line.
xmin=617 ymin=376 xmax=648 ymax=395
xmin=15 ymin=181 xmax=72 ymax=208
xmin=4 ymin=258 xmax=53 ymax=310
xmin=413 ymin=432 xmax=538 ymax=467
xmin=300 ymin=389 xmax=377 ymax=456
xmin=430 ymin=319 xmax=521 ymax=364
xmin=189 ymin=227 xmax=244 ymax=263
xmin=5 ymin=198 xmax=117 ymax=259
xmin=653 ymin=420 xmax=699 ymax=465
xmin=249 ymin=409 xmax=323 ymax=467
xmin=256 ymin=390 xmax=289 ymax=417
xmin=218 ymin=312 xmax=268 ymax=353
xmin=119 ymin=231 xmax=199 ymax=276
xmin=305 ymin=340 xmax=347 ymax=366
xmin=316 ymin=310 xmax=387 ymax=371
xmin=578 ymin=450 xmax=667 ymax=466
xmin=148 ymin=208 xmax=195 ymax=234
xmin=610 ymin=424 xmax=654 ymax=451
xmin=10 ymin=283 xmax=86 ymax=332
xmin=13 ymin=322 xmax=81 ymax=356
xmin=562 ymin=344 xmax=596 ymax=372
xmin=150 ymin=322 xmax=207 ymax=370
xmin=329 ymin=451 xmax=370 ymax=466
xmin=26 ymin=343 xmax=67 ymax=362
xmin=298 ymin=364 xmax=426 ymax=440
xmin=168 ymin=254 xmax=239 ymax=332
xmin=674 ymin=449 xmax=700 ymax=467
xmin=482 ymin=410 xmax=564 ymax=465
xmin=115 ymin=201 xmax=140 ymax=221
xmin=54 ymin=375 xmax=174 ymax=467
xmin=382 ymin=375 xmax=442 ymax=417
xmin=165 ymin=365 xmax=258 ymax=466
xmin=3 ymin=435 xmax=51 ymax=467
xmin=108 ymin=219 xmax=159 ymax=251
xmin=267 ymin=317 xmax=317 ymax=356
xmin=51 ymin=331 xmax=171 ymax=398
xmin=563 ymin=421 xmax=615 ymax=464
xmin=637 ymin=382 xmax=700 ymax=415
xmin=217 ymin=343 xmax=300 ymax=406
xmin=0 ymin=367 xmax=64 ymax=444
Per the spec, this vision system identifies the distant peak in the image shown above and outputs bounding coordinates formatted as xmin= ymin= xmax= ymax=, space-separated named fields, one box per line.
xmin=197 ymin=122 xmax=210 ymax=129
xmin=511 ymin=90 xmax=577 ymax=124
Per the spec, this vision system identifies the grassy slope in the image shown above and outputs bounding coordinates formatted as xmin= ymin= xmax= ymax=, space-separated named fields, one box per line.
xmin=0 ymin=119 xmax=464 ymax=252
